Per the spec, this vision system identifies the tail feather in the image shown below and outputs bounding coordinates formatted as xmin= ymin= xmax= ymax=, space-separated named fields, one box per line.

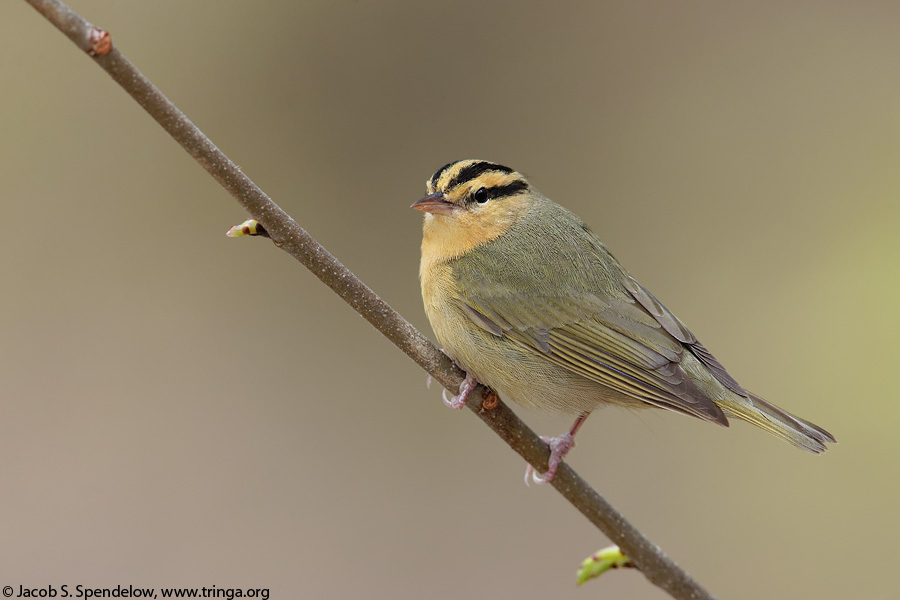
xmin=721 ymin=393 xmax=836 ymax=454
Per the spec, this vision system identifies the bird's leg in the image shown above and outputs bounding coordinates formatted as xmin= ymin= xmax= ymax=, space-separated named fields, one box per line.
xmin=435 ymin=351 xmax=481 ymax=410
xmin=442 ymin=370 xmax=479 ymax=409
xmin=526 ymin=412 xmax=590 ymax=485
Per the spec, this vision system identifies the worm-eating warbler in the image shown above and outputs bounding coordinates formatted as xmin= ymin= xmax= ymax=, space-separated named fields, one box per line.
xmin=413 ymin=160 xmax=835 ymax=482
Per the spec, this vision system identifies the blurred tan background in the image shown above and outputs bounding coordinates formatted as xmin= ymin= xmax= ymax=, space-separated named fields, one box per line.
xmin=2 ymin=1 xmax=898 ymax=598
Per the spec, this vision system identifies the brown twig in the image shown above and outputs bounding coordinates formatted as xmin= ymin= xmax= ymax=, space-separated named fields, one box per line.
xmin=22 ymin=1 xmax=717 ymax=598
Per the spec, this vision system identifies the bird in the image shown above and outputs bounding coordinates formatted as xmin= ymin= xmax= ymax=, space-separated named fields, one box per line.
xmin=412 ymin=159 xmax=836 ymax=483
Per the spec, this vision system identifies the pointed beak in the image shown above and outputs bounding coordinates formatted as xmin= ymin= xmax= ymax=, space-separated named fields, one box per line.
xmin=411 ymin=192 xmax=457 ymax=216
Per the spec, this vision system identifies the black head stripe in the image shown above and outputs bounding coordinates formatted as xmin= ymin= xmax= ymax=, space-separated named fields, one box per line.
xmin=448 ymin=161 xmax=514 ymax=189
xmin=430 ymin=161 xmax=460 ymax=189
xmin=486 ymin=180 xmax=529 ymax=200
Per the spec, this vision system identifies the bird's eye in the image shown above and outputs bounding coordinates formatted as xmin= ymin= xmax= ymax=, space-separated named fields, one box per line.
xmin=473 ymin=188 xmax=489 ymax=204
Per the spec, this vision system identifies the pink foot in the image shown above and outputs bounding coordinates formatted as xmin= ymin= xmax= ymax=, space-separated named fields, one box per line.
xmin=525 ymin=432 xmax=576 ymax=485
xmin=442 ymin=371 xmax=479 ymax=409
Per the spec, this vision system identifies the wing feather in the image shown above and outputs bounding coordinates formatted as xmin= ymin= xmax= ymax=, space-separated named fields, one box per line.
xmin=457 ymin=284 xmax=728 ymax=425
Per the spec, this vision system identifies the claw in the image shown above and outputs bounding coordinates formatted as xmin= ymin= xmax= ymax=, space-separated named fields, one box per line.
xmin=525 ymin=432 xmax=576 ymax=484
xmin=522 ymin=413 xmax=590 ymax=486
xmin=442 ymin=371 xmax=478 ymax=409
xmin=524 ymin=464 xmax=537 ymax=486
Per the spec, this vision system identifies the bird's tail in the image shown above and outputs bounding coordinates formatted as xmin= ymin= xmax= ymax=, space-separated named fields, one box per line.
xmin=721 ymin=393 xmax=836 ymax=454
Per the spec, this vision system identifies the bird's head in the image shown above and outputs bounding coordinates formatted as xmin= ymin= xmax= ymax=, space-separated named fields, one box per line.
xmin=412 ymin=160 xmax=532 ymax=261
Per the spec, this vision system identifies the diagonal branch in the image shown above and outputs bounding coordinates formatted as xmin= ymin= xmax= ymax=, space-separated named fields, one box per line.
xmin=23 ymin=1 xmax=716 ymax=599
